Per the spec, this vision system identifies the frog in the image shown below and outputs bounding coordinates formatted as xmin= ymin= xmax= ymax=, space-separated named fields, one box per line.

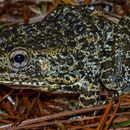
xmin=0 ymin=5 xmax=129 ymax=107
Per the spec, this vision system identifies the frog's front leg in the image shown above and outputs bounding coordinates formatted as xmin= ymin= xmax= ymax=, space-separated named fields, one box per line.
xmin=61 ymin=77 xmax=100 ymax=108
xmin=78 ymin=82 xmax=100 ymax=107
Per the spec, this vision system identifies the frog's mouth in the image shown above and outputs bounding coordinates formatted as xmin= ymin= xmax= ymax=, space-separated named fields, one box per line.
xmin=0 ymin=73 xmax=78 ymax=91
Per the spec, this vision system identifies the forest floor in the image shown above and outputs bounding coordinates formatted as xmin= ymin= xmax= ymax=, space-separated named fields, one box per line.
xmin=0 ymin=0 xmax=130 ymax=130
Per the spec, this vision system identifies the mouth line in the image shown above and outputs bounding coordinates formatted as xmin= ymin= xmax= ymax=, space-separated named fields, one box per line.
xmin=0 ymin=73 xmax=30 ymax=77
xmin=0 ymin=71 xmax=78 ymax=91
xmin=0 ymin=80 xmax=74 ymax=93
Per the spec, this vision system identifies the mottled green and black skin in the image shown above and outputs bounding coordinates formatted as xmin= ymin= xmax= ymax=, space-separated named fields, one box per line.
xmin=0 ymin=5 xmax=129 ymax=106
xmin=101 ymin=16 xmax=130 ymax=92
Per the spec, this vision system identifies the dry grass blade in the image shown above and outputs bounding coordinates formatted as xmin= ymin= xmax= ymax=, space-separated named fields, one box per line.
xmin=96 ymin=98 xmax=113 ymax=130
xmin=104 ymin=96 xmax=122 ymax=130
xmin=62 ymin=0 xmax=92 ymax=5
xmin=1 ymin=99 xmax=130 ymax=129
xmin=1 ymin=111 xmax=130 ymax=129
xmin=0 ymin=90 xmax=14 ymax=103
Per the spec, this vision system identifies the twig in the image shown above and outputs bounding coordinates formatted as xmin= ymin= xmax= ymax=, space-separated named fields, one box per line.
xmin=104 ymin=97 xmax=122 ymax=130
xmin=1 ymin=102 xmax=130 ymax=129
xmin=1 ymin=0 xmax=61 ymax=26
xmin=9 ymin=112 xmax=130 ymax=129
xmin=96 ymin=98 xmax=113 ymax=130
xmin=0 ymin=90 xmax=14 ymax=103
xmin=94 ymin=10 xmax=121 ymax=24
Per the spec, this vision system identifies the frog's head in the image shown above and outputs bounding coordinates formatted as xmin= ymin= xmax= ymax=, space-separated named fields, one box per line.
xmin=0 ymin=21 xmax=77 ymax=91
xmin=0 ymin=5 xmax=90 ymax=92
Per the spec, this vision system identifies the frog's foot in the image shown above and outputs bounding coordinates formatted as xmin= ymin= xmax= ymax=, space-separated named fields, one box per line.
xmin=68 ymin=90 xmax=100 ymax=110
xmin=100 ymin=69 xmax=128 ymax=91
xmin=78 ymin=83 xmax=100 ymax=108
xmin=100 ymin=69 xmax=128 ymax=104
xmin=61 ymin=82 xmax=100 ymax=109
xmin=78 ymin=92 xmax=100 ymax=108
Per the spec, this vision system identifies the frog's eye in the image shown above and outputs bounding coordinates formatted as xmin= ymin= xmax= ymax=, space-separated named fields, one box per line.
xmin=9 ymin=48 xmax=29 ymax=69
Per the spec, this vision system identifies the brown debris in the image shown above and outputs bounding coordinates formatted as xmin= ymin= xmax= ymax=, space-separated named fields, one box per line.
xmin=0 ymin=0 xmax=129 ymax=27
xmin=0 ymin=85 xmax=130 ymax=130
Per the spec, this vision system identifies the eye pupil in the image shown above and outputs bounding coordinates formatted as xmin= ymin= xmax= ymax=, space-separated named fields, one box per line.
xmin=14 ymin=54 xmax=25 ymax=63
